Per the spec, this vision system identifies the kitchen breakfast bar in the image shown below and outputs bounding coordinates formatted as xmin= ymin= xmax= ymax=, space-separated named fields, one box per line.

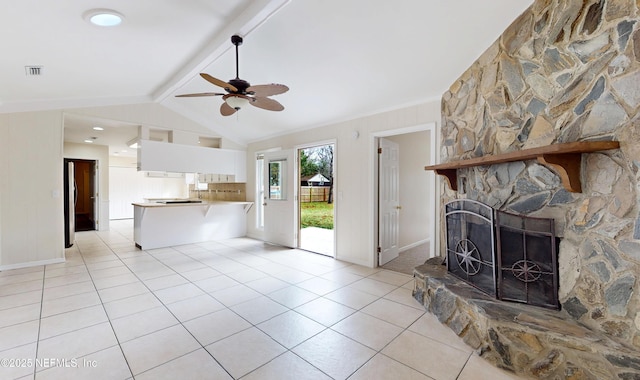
xmin=132 ymin=200 xmax=253 ymax=250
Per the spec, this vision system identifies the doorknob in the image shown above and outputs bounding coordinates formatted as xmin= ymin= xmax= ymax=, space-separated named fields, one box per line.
xmin=396 ymin=206 xmax=402 ymax=210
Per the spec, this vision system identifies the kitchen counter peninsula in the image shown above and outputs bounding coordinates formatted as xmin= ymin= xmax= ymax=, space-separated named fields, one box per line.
xmin=132 ymin=200 xmax=253 ymax=250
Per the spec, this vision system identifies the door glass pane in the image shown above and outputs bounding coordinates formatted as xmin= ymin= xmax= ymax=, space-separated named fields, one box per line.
xmin=256 ymin=156 xmax=265 ymax=229
xmin=269 ymin=159 xmax=286 ymax=200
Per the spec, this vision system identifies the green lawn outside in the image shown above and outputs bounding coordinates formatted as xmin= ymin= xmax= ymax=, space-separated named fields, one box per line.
xmin=300 ymin=202 xmax=334 ymax=229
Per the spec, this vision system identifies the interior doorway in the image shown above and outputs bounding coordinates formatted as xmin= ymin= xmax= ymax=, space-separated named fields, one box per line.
xmin=373 ymin=125 xmax=438 ymax=274
xmin=297 ymin=143 xmax=335 ymax=257
xmin=70 ymin=159 xmax=98 ymax=231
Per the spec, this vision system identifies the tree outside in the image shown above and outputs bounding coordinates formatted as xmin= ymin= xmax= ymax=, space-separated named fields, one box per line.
xmin=300 ymin=145 xmax=334 ymax=230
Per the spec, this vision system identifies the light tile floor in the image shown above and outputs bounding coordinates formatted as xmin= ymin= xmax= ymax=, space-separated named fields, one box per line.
xmin=0 ymin=220 xmax=524 ymax=380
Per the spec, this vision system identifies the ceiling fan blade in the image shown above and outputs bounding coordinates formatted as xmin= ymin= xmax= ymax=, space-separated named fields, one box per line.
xmin=175 ymin=92 xmax=225 ymax=97
xmin=201 ymin=73 xmax=238 ymax=92
xmin=251 ymin=96 xmax=285 ymax=111
xmin=247 ymin=84 xmax=289 ymax=97
xmin=220 ymin=102 xmax=237 ymax=116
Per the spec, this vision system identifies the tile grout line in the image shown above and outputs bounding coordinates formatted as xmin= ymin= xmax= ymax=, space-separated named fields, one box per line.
xmin=239 ymin=277 xmax=419 ymax=379
xmin=220 ymin=242 xmax=422 ymax=378
xmin=92 ymin=231 xmax=236 ymax=380
xmin=73 ymin=239 xmax=136 ymax=379
xmin=58 ymin=226 xmax=442 ymax=380
xmin=309 ymin=289 xmax=425 ymax=379
xmin=149 ymin=241 xmax=322 ymax=379
xmin=182 ymin=242 xmax=342 ymax=379
xmin=31 ymin=265 xmax=47 ymax=379
xmin=109 ymin=235 xmax=350 ymax=379
xmin=455 ymin=352 xmax=474 ymax=380
xmin=112 ymin=224 xmax=502 ymax=378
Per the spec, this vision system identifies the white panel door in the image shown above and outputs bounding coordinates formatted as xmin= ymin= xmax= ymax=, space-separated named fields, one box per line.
xmin=263 ymin=150 xmax=296 ymax=247
xmin=378 ymin=138 xmax=400 ymax=265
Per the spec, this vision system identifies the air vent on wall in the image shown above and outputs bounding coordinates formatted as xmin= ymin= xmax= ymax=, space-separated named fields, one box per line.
xmin=25 ymin=66 xmax=43 ymax=76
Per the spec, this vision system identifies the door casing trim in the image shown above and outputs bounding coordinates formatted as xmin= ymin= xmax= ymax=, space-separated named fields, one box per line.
xmin=370 ymin=122 xmax=439 ymax=268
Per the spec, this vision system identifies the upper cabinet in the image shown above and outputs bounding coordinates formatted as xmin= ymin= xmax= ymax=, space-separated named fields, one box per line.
xmin=138 ymin=140 xmax=246 ymax=181
xmin=233 ymin=150 xmax=247 ymax=182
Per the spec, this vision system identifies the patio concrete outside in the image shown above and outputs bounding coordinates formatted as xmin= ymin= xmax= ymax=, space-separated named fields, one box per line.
xmin=299 ymin=227 xmax=334 ymax=257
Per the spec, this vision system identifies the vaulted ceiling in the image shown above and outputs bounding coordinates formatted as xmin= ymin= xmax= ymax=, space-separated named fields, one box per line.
xmin=1 ymin=0 xmax=532 ymax=152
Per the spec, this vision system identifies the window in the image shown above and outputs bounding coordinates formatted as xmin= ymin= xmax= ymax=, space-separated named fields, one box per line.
xmin=269 ymin=159 xmax=287 ymax=200
xmin=256 ymin=154 xmax=264 ymax=229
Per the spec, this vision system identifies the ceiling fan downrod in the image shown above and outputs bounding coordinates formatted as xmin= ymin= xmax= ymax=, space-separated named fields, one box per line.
xmin=231 ymin=35 xmax=243 ymax=80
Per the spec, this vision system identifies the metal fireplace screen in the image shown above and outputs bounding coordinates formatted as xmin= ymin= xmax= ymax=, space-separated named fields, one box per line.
xmin=445 ymin=199 xmax=559 ymax=310
xmin=495 ymin=211 xmax=559 ymax=309
xmin=445 ymin=200 xmax=496 ymax=297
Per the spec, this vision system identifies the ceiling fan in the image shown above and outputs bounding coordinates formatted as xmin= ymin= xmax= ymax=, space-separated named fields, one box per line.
xmin=176 ymin=35 xmax=289 ymax=116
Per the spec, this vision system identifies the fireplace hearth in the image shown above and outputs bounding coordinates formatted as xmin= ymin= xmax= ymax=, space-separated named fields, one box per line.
xmin=445 ymin=199 xmax=559 ymax=310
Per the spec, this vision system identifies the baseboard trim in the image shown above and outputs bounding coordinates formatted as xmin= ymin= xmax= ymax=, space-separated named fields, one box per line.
xmin=0 ymin=258 xmax=65 ymax=271
xmin=399 ymin=238 xmax=430 ymax=253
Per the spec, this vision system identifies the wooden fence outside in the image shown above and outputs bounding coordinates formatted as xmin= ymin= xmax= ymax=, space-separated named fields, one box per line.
xmin=300 ymin=186 xmax=330 ymax=202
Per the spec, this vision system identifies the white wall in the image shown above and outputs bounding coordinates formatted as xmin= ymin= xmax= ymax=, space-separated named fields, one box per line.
xmin=387 ymin=131 xmax=431 ymax=250
xmin=0 ymin=111 xmax=65 ymax=269
xmin=63 ymin=142 xmax=110 ymax=230
xmin=246 ymin=100 xmax=441 ymax=267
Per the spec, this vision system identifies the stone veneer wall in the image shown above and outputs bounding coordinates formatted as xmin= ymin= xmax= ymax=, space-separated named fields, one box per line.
xmin=440 ymin=0 xmax=640 ymax=352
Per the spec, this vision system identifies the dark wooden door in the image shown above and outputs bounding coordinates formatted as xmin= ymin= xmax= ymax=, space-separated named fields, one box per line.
xmin=73 ymin=159 xmax=96 ymax=231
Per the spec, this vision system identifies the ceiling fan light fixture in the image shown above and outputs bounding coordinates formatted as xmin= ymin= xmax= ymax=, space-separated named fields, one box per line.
xmin=225 ymin=95 xmax=250 ymax=110
xmin=175 ymin=34 xmax=288 ymax=116
xmin=84 ymin=9 xmax=124 ymax=27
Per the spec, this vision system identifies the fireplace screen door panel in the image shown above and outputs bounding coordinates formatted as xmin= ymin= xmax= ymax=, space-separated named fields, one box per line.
xmin=445 ymin=200 xmax=496 ymax=297
xmin=496 ymin=211 xmax=559 ymax=309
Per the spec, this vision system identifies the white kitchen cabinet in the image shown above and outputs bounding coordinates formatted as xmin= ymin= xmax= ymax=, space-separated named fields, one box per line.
xmin=233 ymin=150 xmax=247 ymax=182
xmin=197 ymin=173 xmax=218 ymax=184
xmin=139 ymin=140 xmax=238 ymax=175
xmin=197 ymin=173 xmax=240 ymax=183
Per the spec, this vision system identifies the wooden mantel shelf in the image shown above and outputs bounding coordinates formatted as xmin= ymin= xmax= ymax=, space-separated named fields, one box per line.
xmin=424 ymin=141 xmax=620 ymax=193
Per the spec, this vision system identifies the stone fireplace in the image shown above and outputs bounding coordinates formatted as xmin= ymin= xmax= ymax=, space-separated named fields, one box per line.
xmin=414 ymin=0 xmax=640 ymax=378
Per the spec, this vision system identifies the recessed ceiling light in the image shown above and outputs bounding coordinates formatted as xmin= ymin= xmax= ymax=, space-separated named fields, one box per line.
xmin=84 ymin=9 xmax=124 ymax=27
xmin=92 ymin=126 xmax=104 ymax=131
xmin=84 ymin=139 xmax=94 ymax=143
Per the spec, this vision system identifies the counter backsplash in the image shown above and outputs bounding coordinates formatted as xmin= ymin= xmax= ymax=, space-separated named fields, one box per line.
xmin=189 ymin=183 xmax=246 ymax=202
